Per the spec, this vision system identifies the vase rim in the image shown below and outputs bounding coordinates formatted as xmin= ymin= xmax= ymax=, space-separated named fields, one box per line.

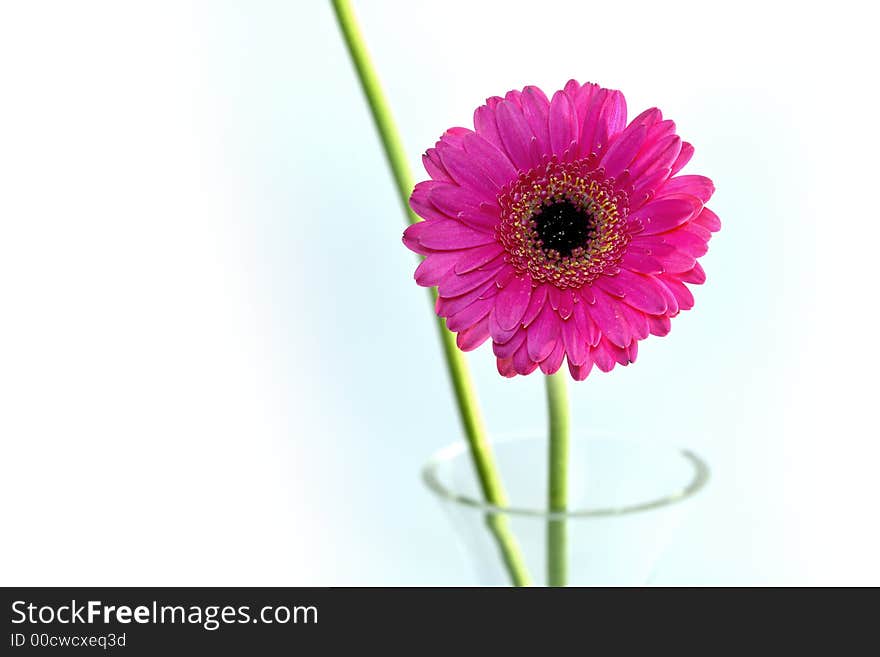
xmin=422 ymin=434 xmax=709 ymax=519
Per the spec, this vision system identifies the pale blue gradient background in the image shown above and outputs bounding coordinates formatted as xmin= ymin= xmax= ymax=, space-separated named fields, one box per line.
xmin=1 ymin=1 xmax=877 ymax=585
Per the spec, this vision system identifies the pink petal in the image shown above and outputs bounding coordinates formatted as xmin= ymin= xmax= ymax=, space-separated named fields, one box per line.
xmin=694 ymin=206 xmax=721 ymax=232
xmin=594 ymin=274 xmax=625 ymax=298
xmin=562 ymin=79 xmax=582 ymax=103
xmin=621 ymin=249 xmax=665 ymax=275
xmin=414 ymin=252 xmax=458 ymax=286
xmin=402 ymin=220 xmax=432 ymax=255
xmin=456 ymin=315 xmax=490 ymax=351
xmin=591 ymin=339 xmax=617 ymax=372
xmin=494 ymin=265 xmax=516 ymax=289
xmin=632 ymin=236 xmax=697 ymax=272
xmin=671 ymin=142 xmax=694 ymax=175
xmin=619 ymin=302 xmax=650 ymax=341
xmin=520 ymin=86 xmax=551 ymax=158
xmin=428 ymin=184 xmax=487 ymax=218
xmin=410 ymin=181 xmax=454 ymax=223
xmin=625 ymin=340 xmax=638 ymax=365
xmin=497 ymin=356 xmax=516 ymax=378
xmin=437 ymin=259 xmax=504 ymax=297
xmin=659 ymin=275 xmax=694 ymax=310
xmin=643 ymin=118 xmax=676 ymax=146
xmin=512 ymin=341 xmax=539 ymax=375
xmin=630 ymin=168 xmax=671 ymax=210
xmin=572 ymin=297 xmax=601 ymax=346
xmin=577 ymin=285 xmax=596 ymax=305
xmin=655 ymin=277 xmax=679 ymax=316
xmin=659 ymin=175 xmax=715 ymax=203
xmin=631 ymin=239 xmax=673 ymax=256
xmin=528 ymin=134 xmax=545 ymax=166
xmin=647 ymin=314 xmax=671 ymax=336
xmin=612 ymin=330 xmax=637 ymax=360
xmin=504 ymin=89 xmax=523 ymax=107
xmin=561 ymin=317 xmax=588 ymax=366
xmin=493 ymin=275 xmax=533 ymax=331
xmin=659 ymin=229 xmax=708 ymax=259
xmin=488 ymin=307 xmax=520 ymax=344
xmin=526 ymin=302 xmax=560 ymax=362
xmin=608 ymin=340 xmax=631 ymax=367
xmin=438 ymin=144 xmax=500 ymax=196
xmin=658 ymin=248 xmax=697 ymax=273
xmin=423 ymin=148 xmax=453 ymax=183
xmin=548 ymin=286 xmax=574 ymax=320
xmin=454 ymin=243 xmax=505 ymax=274
xmin=439 ymin=127 xmax=470 ymax=147
xmin=521 ymin=284 xmax=549 ymax=328
xmin=679 ymin=262 xmax=706 ymax=284
xmin=457 ymin=206 xmax=500 ymax=233
xmin=610 ymin=269 xmax=668 ymax=315
xmin=539 ymin=339 xmax=566 ymax=374
xmin=630 ymin=195 xmax=701 ymax=235
xmin=587 ymin=289 xmax=632 ymax=348
xmin=592 ymin=90 xmax=627 ymax=155
xmin=495 ymin=100 xmax=536 ymax=171
xmin=473 ymin=104 xmax=505 ymax=153
xmin=628 ymin=107 xmax=663 ymax=130
xmin=568 ymin=358 xmax=594 ymax=381
xmin=549 ymin=90 xmax=577 ymax=160
xmin=436 ymin=278 xmax=496 ymax=316
xmin=684 ymin=221 xmax=712 ymax=243
xmin=571 ymin=82 xmax=599 ymax=124
xmin=576 ymin=89 xmax=606 ymax=158
xmin=462 ymin=133 xmax=518 ymax=188
xmin=492 ymin=327 xmax=527 ymax=359
xmin=612 ymin=169 xmax=634 ymax=193
xmin=416 ymin=219 xmax=498 ymax=250
xmin=600 ymin=123 xmax=646 ymax=180
xmin=446 ymin=296 xmax=492 ymax=332
xmin=630 ymin=135 xmax=681 ymax=180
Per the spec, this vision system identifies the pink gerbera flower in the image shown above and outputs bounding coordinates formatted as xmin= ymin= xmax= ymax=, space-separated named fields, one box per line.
xmin=403 ymin=81 xmax=720 ymax=380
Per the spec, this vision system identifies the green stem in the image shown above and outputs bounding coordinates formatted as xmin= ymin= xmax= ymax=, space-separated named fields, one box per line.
xmin=546 ymin=372 xmax=570 ymax=586
xmin=330 ymin=0 xmax=530 ymax=587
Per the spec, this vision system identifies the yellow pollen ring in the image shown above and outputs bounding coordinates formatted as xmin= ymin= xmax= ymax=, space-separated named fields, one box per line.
xmin=497 ymin=160 xmax=631 ymax=289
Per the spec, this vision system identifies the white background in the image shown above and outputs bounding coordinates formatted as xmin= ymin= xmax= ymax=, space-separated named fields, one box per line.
xmin=1 ymin=0 xmax=878 ymax=585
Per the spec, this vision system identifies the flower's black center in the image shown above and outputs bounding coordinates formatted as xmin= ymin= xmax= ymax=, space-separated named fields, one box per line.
xmin=535 ymin=200 xmax=593 ymax=257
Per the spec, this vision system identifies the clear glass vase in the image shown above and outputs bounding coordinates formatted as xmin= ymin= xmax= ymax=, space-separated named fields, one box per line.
xmin=423 ymin=435 xmax=709 ymax=586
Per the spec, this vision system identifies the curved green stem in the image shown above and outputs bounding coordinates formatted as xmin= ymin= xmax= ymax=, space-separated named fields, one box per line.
xmin=330 ymin=0 xmax=530 ymax=587
xmin=546 ymin=372 xmax=570 ymax=586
